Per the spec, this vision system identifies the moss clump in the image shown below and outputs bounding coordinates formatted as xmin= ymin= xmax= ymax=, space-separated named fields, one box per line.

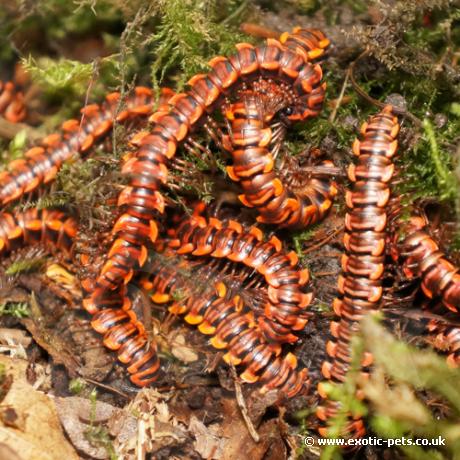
xmin=149 ymin=0 xmax=248 ymax=90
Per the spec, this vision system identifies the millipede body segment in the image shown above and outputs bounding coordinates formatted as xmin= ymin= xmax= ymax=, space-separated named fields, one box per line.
xmin=316 ymin=106 xmax=400 ymax=438
xmin=83 ymin=28 xmax=329 ymax=386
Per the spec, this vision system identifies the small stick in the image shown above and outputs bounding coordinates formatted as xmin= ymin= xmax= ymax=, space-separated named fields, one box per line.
xmin=314 ymin=271 xmax=339 ymax=277
xmin=349 ymin=51 xmax=422 ymax=126
xmin=82 ymin=377 xmax=130 ymax=400
xmin=303 ymin=225 xmax=343 ymax=255
xmin=329 ymin=70 xmax=350 ymax=123
xmin=229 ymin=364 xmax=260 ymax=442
xmin=240 ymin=23 xmax=280 ymax=39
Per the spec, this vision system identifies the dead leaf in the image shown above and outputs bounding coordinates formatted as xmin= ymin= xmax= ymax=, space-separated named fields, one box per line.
xmin=220 ymin=397 xmax=285 ymax=460
xmin=0 ymin=355 xmax=79 ymax=460
xmin=189 ymin=416 xmax=224 ymax=460
xmin=0 ymin=442 xmax=24 ymax=460
xmin=170 ymin=333 xmax=199 ymax=363
xmin=54 ymin=396 xmax=121 ymax=460
xmin=0 ymin=328 xmax=32 ymax=349
xmin=22 ymin=317 xmax=80 ymax=375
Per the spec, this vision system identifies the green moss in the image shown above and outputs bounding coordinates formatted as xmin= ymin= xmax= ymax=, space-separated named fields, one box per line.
xmin=84 ymin=389 xmax=118 ymax=460
xmin=68 ymin=378 xmax=88 ymax=394
xmin=23 ymin=56 xmax=95 ymax=94
xmin=5 ymin=257 xmax=46 ymax=275
xmin=3 ymin=129 xmax=28 ymax=165
xmin=0 ymin=302 xmax=29 ymax=318
xmin=149 ymin=0 xmax=248 ymax=90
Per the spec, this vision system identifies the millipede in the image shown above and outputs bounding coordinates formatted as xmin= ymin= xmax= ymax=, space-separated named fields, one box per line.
xmin=0 ymin=86 xmax=174 ymax=206
xmin=0 ymin=80 xmax=26 ymax=123
xmin=83 ymin=27 xmax=330 ymax=387
xmin=221 ymin=28 xmax=336 ymax=228
xmin=166 ymin=210 xmax=313 ymax=344
xmin=223 ymin=85 xmax=337 ymax=228
xmin=389 ymin=206 xmax=460 ymax=314
xmin=136 ymin=246 xmax=309 ymax=397
xmin=316 ymin=106 xmax=400 ymax=438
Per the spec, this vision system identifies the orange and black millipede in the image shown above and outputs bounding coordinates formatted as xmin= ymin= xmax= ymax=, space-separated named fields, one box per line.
xmin=389 ymin=207 xmax=460 ymax=314
xmin=224 ymin=88 xmax=337 ymax=227
xmin=83 ymin=28 xmax=329 ymax=386
xmin=316 ymin=106 xmax=400 ymax=438
xmin=0 ymin=80 xmax=26 ymax=123
xmin=138 ymin=247 xmax=309 ymax=397
xmin=0 ymin=87 xmax=174 ymax=206
xmin=167 ymin=211 xmax=312 ymax=344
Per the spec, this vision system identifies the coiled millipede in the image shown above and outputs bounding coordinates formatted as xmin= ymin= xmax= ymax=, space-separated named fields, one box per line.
xmin=223 ymin=87 xmax=338 ymax=227
xmin=166 ymin=211 xmax=312 ymax=344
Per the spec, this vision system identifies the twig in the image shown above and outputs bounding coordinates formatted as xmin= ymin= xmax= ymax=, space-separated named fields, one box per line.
xmin=79 ymin=58 xmax=100 ymax=143
xmin=220 ymin=1 xmax=248 ymax=26
xmin=349 ymin=51 xmax=422 ymax=126
xmin=82 ymin=377 xmax=131 ymax=400
xmin=314 ymin=271 xmax=339 ymax=277
xmin=329 ymin=70 xmax=350 ymax=123
xmin=240 ymin=23 xmax=280 ymax=39
xmin=303 ymin=224 xmax=343 ymax=255
xmin=229 ymin=364 xmax=260 ymax=442
xmin=0 ymin=116 xmax=42 ymax=141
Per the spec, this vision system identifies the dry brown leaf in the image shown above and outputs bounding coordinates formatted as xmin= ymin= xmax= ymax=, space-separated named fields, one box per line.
xmin=170 ymin=333 xmax=199 ymax=363
xmin=220 ymin=397 xmax=285 ymax=460
xmin=0 ymin=355 xmax=79 ymax=460
xmin=54 ymin=396 xmax=121 ymax=460
xmin=22 ymin=294 xmax=81 ymax=377
xmin=112 ymin=389 xmax=189 ymax=459
xmin=0 ymin=328 xmax=32 ymax=349
xmin=189 ymin=416 xmax=224 ymax=460
xmin=0 ymin=442 xmax=24 ymax=460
